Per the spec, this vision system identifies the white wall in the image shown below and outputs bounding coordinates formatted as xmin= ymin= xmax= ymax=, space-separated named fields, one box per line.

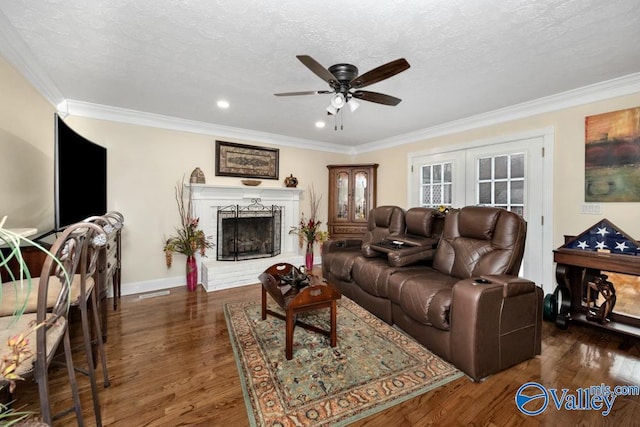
xmin=0 ymin=56 xmax=55 ymax=232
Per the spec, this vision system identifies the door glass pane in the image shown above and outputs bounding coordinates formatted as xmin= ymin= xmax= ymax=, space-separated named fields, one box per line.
xmin=353 ymin=171 xmax=368 ymax=220
xmin=444 ymin=163 xmax=452 ymax=182
xmin=422 ymin=165 xmax=431 ymax=184
xmin=495 ymin=181 xmax=508 ymax=204
xmin=495 ymin=156 xmax=508 ymax=179
xmin=422 ymin=186 xmax=432 ymax=204
xmin=511 ymin=180 xmax=524 ymax=204
xmin=433 ymin=185 xmax=442 ymax=203
xmin=444 ymin=183 xmax=452 ymax=204
xmin=336 ymin=172 xmax=349 ymax=219
xmin=479 ymin=182 xmax=492 ymax=204
xmin=478 ymin=158 xmax=492 ymax=180
xmin=511 ymin=153 xmax=525 ymax=178
xmin=433 ymin=164 xmax=442 ymax=182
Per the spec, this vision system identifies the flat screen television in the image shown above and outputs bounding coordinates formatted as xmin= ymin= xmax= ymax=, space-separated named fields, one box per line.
xmin=54 ymin=114 xmax=107 ymax=230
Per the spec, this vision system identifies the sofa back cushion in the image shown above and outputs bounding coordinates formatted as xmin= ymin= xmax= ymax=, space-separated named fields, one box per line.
xmin=361 ymin=206 xmax=405 ymax=257
xmin=433 ymin=206 xmax=527 ymax=279
xmin=405 ymin=207 xmax=435 ymax=237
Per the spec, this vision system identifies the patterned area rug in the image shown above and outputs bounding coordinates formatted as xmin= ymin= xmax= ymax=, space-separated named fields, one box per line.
xmin=224 ymin=297 xmax=463 ymax=426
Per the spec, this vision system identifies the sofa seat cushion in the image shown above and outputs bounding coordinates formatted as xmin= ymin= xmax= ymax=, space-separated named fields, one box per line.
xmin=386 ymin=267 xmax=436 ymax=303
xmin=322 ymin=249 xmax=362 ymax=282
xmin=392 ymin=272 xmax=458 ymax=330
xmin=351 ymin=256 xmax=396 ymax=298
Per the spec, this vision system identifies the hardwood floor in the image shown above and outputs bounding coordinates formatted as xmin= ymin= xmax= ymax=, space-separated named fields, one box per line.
xmin=12 ymin=283 xmax=640 ymax=426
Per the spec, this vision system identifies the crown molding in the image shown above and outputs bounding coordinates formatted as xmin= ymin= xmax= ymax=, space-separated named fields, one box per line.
xmin=58 ymin=99 xmax=355 ymax=155
xmin=356 ymin=72 xmax=640 ymax=154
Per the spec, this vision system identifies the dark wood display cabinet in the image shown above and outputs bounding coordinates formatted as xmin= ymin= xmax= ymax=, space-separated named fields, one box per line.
xmin=327 ymin=164 xmax=378 ymax=239
xmin=552 ymin=219 xmax=640 ymax=338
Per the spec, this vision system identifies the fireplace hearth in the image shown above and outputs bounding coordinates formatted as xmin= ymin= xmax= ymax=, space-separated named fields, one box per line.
xmin=217 ymin=200 xmax=282 ymax=261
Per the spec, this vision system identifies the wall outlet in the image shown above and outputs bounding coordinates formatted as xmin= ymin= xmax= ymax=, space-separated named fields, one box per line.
xmin=580 ymin=203 xmax=602 ymax=215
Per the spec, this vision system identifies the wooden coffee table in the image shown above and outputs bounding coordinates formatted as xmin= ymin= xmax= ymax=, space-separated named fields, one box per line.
xmin=259 ymin=263 xmax=342 ymax=360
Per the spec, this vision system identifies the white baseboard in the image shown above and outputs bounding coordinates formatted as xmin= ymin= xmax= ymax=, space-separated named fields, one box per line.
xmin=108 ymin=275 xmax=184 ymax=298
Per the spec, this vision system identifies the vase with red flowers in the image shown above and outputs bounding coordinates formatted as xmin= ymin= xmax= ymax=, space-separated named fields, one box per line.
xmin=289 ymin=185 xmax=329 ymax=271
xmin=163 ymin=179 xmax=215 ymax=291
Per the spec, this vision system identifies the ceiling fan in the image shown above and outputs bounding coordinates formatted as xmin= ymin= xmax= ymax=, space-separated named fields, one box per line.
xmin=274 ymin=55 xmax=410 ymax=114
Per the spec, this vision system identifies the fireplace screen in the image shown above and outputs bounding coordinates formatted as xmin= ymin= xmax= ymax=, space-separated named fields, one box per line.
xmin=217 ymin=200 xmax=282 ymax=261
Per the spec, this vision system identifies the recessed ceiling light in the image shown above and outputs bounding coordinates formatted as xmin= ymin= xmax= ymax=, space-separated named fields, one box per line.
xmin=315 ymin=121 xmax=325 ymax=128
xmin=217 ymin=100 xmax=230 ymax=109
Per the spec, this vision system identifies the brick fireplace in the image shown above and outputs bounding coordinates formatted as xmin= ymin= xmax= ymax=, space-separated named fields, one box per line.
xmin=189 ymin=184 xmax=304 ymax=291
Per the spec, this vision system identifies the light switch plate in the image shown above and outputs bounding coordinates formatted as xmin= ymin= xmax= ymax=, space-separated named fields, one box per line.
xmin=580 ymin=203 xmax=602 ymax=215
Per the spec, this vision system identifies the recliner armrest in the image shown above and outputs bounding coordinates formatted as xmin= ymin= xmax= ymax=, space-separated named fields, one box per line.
xmin=478 ymin=274 xmax=536 ymax=298
xmin=449 ymin=276 xmax=541 ymax=381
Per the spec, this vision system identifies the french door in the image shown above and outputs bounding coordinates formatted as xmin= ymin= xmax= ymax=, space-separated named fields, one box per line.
xmin=410 ymin=136 xmax=547 ymax=287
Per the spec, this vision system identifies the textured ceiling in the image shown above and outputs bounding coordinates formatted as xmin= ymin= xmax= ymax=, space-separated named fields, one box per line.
xmin=1 ymin=0 xmax=639 ymax=148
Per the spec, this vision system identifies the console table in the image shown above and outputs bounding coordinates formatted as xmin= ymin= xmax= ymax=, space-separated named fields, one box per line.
xmin=553 ymin=220 xmax=640 ymax=338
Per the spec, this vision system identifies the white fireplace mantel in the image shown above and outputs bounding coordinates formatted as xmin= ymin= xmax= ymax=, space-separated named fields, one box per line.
xmin=188 ymin=184 xmax=306 ymax=291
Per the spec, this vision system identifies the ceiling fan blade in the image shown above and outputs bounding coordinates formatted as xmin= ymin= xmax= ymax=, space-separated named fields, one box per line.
xmin=350 ymin=58 xmax=410 ymax=89
xmin=352 ymin=90 xmax=402 ymax=106
xmin=274 ymin=90 xmax=332 ymax=96
xmin=296 ymin=55 xmax=338 ymax=87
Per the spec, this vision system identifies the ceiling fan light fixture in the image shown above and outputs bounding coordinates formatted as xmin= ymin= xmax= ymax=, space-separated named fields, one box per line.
xmin=275 ymin=55 xmax=410 ymax=117
xmin=330 ymin=93 xmax=346 ymax=109
xmin=348 ymin=98 xmax=360 ymax=112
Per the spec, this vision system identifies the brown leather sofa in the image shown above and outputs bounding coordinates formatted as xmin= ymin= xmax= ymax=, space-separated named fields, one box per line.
xmin=322 ymin=205 xmax=543 ymax=381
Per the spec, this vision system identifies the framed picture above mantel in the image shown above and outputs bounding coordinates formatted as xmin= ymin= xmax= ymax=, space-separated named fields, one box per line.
xmin=215 ymin=140 xmax=279 ymax=180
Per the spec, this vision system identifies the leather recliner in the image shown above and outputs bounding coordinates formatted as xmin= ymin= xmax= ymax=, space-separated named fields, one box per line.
xmin=322 ymin=205 xmax=543 ymax=381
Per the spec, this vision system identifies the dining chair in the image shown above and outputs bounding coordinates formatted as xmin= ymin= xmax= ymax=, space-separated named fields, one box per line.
xmin=75 ymin=215 xmax=114 ymax=427
xmin=0 ymin=222 xmax=105 ymax=425
xmin=102 ymin=211 xmax=124 ymax=310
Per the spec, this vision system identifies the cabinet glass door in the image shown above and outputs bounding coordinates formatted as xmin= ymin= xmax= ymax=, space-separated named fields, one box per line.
xmin=336 ymin=171 xmax=349 ymax=219
xmin=353 ymin=171 xmax=368 ymax=220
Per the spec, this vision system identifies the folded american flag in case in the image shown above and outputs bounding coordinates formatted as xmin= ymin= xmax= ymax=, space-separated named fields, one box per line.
xmin=564 ymin=219 xmax=640 ymax=256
